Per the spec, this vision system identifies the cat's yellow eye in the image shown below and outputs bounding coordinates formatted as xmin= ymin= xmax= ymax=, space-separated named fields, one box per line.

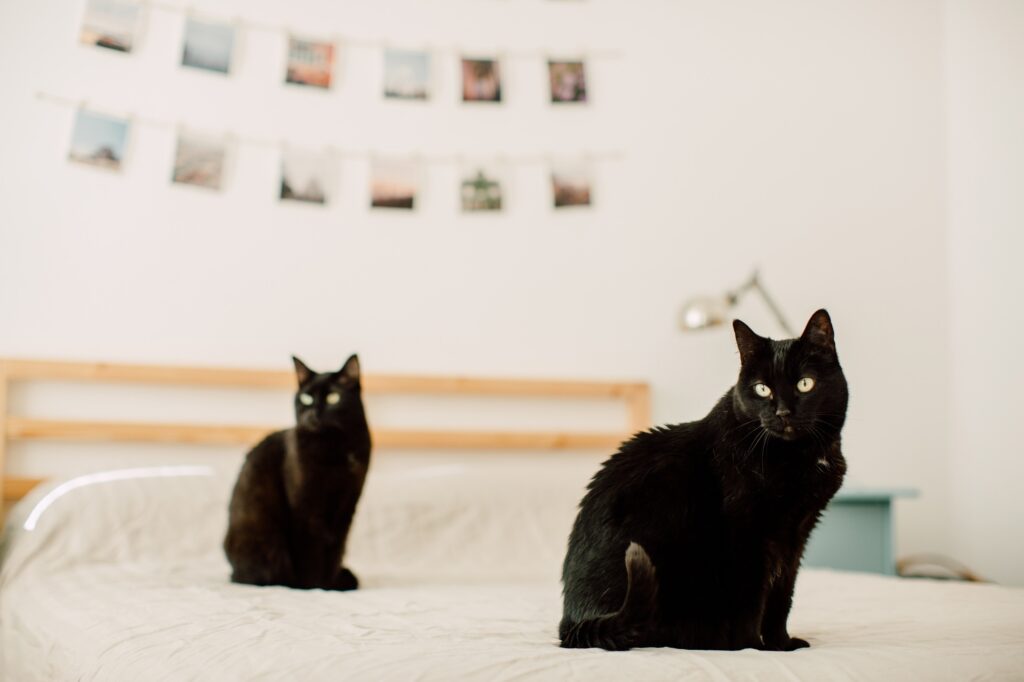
xmin=754 ymin=383 xmax=772 ymax=398
xmin=326 ymin=392 xmax=341 ymax=405
xmin=797 ymin=377 xmax=816 ymax=393
xmin=299 ymin=393 xmax=314 ymax=406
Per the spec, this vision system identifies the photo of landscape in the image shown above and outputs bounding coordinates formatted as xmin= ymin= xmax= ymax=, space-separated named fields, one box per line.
xmin=371 ymin=159 xmax=418 ymax=209
xmin=79 ymin=0 xmax=139 ymax=53
xmin=281 ymin=150 xmax=331 ymax=205
xmin=551 ymin=160 xmax=592 ymax=208
xmin=181 ymin=18 xmax=235 ymax=74
xmin=172 ymin=133 xmax=226 ymax=190
xmin=384 ymin=49 xmax=430 ymax=100
xmin=68 ymin=109 xmax=130 ymax=171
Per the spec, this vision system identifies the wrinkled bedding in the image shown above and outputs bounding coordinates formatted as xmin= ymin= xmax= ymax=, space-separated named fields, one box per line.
xmin=2 ymin=460 xmax=1022 ymax=681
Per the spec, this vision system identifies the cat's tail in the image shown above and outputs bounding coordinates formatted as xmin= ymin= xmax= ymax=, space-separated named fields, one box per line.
xmin=559 ymin=541 xmax=658 ymax=651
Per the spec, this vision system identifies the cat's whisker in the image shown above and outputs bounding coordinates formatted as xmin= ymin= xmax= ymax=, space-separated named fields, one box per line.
xmin=759 ymin=429 xmax=770 ymax=478
xmin=735 ymin=424 xmax=766 ymax=447
xmin=739 ymin=427 xmax=760 ymax=455
xmin=742 ymin=427 xmax=769 ymax=470
xmin=722 ymin=418 xmax=761 ymax=439
xmin=806 ymin=424 xmax=827 ymax=453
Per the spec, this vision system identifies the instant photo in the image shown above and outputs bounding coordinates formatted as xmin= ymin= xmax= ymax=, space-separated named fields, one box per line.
xmin=461 ymin=59 xmax=501 ymax=103
xmin=172 ymin=133 xmax=226 ymax=191
xmin=281 ymin=150 xmax=332 ymax=205
xmin=370 ymin=159 xmax=418 ymax=210
xmin=384 ymin=49 xmax=431 ymax=100
xmin=181 ymin=18 xmax=235 ymax=74
xmin=551 ymin=161 xmax=592 ymax=208
xmin=80 ymin=0 xmax=139 ymax=53
xmin=549 ymin=61 xmax=587 ymax=103
xmin=286 ymin=37 xmax=335 ymax=89
xmin=68 ymin=110 xmax=130 ymax=171
xmin=461 ymin=166 xmax=503 ymax=212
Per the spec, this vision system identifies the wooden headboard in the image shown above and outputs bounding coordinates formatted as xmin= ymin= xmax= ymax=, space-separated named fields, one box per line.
xmin=0 ymin=358 xmax=651 ymax=508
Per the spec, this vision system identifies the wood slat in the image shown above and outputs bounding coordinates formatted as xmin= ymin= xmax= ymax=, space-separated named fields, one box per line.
xmin=625 ymin=385 xmax=652 ymax=431
xmin=3 ymin=476 xmax=44 ymax=502
xmin=2 ymin=359 xmax=643 ymax=398
xmin=7 ymin=418 xmax=274 ymax=446
xmin=373 ymin=429 xmax=625 ymax=450
xmin=6 ymin=418 xmax=626 ymax=451
xmin=367 ymin=375 xmax=645 ymax=399
xmin=0 ymin=365 xmax=7 ymax=497
xmin=4 ymin=360 xmax=294 ymax=389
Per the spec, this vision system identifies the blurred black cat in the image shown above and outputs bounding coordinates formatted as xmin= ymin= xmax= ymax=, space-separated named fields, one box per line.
xmin=224 ymin=354 xmax=371 ymax=590
xmin=560 ymin=310 xmax=848 ymax=651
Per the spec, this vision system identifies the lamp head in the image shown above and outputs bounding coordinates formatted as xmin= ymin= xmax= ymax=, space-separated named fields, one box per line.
xmin=678 ymin=295 xmax=734 ymax=331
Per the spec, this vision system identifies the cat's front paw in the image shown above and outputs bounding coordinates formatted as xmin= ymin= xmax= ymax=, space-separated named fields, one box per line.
xmin=764 ymin=636 xmax=809 ymax=651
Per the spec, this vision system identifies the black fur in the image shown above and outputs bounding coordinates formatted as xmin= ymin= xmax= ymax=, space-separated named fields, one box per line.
xmin=560 ymin=310 xmax=848 ymax=651
xmin=224 ymin=354 xmax=371 ymax=590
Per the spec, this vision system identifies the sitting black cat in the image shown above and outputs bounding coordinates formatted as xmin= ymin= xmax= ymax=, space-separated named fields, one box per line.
xmin=224 ymin=355 xmax=371 ymax=590
xmin=560 ymin=310 xmax=848 ymax=651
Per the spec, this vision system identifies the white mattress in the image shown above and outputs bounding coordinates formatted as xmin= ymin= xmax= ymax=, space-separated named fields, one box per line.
xmin=3 ymin=460 xmax=1023 ymax=681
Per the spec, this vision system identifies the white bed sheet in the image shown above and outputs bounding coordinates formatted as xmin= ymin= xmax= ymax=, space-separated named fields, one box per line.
xmin=2 ymin=462 xmax=1023 ymax=681
xmin=5 ymin=561 xmax=1023 ymax=681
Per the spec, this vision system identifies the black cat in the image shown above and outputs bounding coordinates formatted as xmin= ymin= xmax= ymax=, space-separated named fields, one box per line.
xmin=224 ymin=354 xmax=371 ymax=590
xmin=560 ymin=310 xmax=848 ymax=651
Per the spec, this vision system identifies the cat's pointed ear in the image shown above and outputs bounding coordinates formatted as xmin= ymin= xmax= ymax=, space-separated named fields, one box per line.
xmin=801 ymin=309 xmax=836 ymax=352
xmin=732 ymin=319 xmax=765 ymax=365
xmin=292 ymin=356 xmax=314 ymax=386
xmin=339 ymin=354 xmax=360 ymax=382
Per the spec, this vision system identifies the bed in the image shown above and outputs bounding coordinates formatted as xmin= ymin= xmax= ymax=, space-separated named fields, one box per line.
xmin=1 ymin=360 xmax=1022 ymax=681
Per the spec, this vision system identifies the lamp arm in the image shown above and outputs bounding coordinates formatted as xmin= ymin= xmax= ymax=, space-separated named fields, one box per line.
xmin=728 ymin=272 xmax=760 ymax=303
xmin=750 ymin=279 xmax=795 ymax=336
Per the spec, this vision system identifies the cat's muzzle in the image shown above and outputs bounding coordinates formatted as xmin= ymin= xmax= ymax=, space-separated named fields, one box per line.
xmin=763 ymin=418 xmax=799 ymax=441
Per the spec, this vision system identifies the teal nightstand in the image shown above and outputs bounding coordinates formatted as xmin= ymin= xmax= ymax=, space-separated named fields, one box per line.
xmin=802 ymin=487 xmax=918 ymax=575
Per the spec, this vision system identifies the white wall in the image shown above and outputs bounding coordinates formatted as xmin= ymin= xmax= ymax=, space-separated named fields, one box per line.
xmin=1 ymin=2 xmax=953 ymax=561
xmin=945 ymin=0 xmax=1024 ymax=585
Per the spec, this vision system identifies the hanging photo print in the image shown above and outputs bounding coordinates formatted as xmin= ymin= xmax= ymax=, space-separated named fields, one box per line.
xmin=286 ymin=36 xmax=335 ymax=89
xmin=79 ymin=0 xmax=139 ymax=53
xmin=280 ymin=150 xmax=333 ymax=205
xmin=551 ymin=159 xmax=592 ymax=208
xmin=370 ymin=158 xmax=419 ymax=210
xmin=171 ymin=132 xmax=227 ymax=190
xmin=461 ymin=58 xmax=502 ymax=102
xmin=460 ymin=164 xmax=504 ymax=212
xmin=68 ymin=109 xmax=130 ymax=171
xmin=181 ymin=18 xmax=236 ymax=74
xmin=384 ymin=49 xmax=431 ymax=101
xmin=549 ymin=60 xmax=587 ymax=103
